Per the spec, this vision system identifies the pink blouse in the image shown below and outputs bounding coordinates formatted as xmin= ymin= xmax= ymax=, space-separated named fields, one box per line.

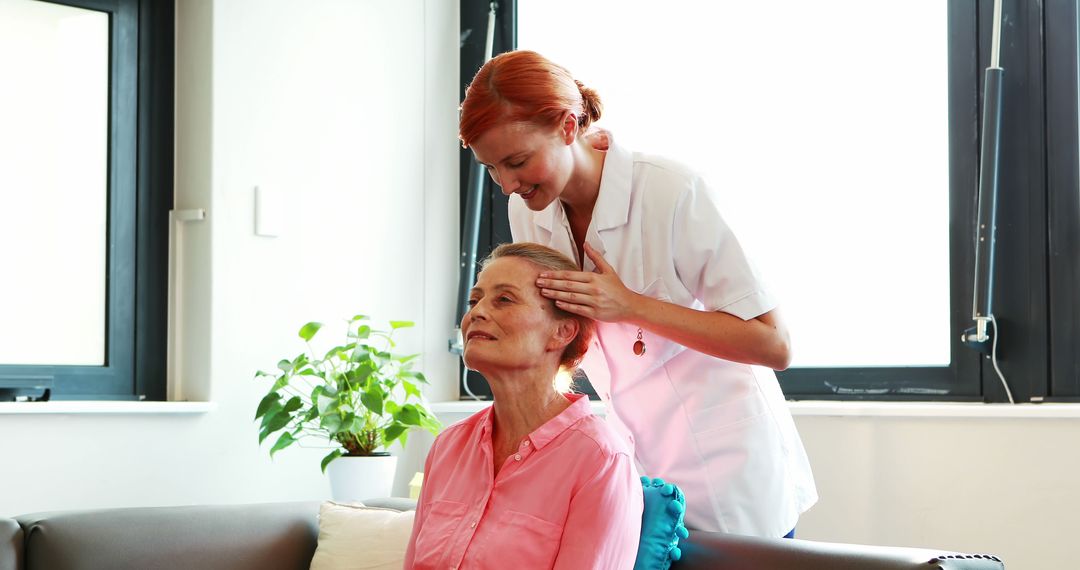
xmin=404 ymin=393 xmax=643 ymax=569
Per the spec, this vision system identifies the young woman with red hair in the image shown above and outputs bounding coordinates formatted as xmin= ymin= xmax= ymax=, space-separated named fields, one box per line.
xmin=459 ymin=50 xmax=817 ymax=538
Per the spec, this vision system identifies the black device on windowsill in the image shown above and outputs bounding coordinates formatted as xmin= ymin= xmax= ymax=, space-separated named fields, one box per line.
xmin=0 ymin=376 xmax=53 ymax=402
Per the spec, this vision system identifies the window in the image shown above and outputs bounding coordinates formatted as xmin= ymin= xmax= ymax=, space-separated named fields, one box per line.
xmin=1046 ymin=0 xmax=1080 ymax=400
xmin=458 ymin=0 xmax=1080 ymax=402
xmin=0 ymin=0 xmax=174 ymax=400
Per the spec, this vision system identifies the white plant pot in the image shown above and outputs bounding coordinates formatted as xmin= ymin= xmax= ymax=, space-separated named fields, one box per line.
xmin=326 ymin=454 xmax=398 ymax=503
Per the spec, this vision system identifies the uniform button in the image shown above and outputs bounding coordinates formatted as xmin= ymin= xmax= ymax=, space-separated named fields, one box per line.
xmin=514 ymin=454 xmax=522 ymax=461
xmin=522 ymin=441 xmax=530 ymax=447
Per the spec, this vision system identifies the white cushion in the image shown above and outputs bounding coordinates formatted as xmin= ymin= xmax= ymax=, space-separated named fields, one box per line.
xmin=309 ymin=501 xmax=416 ymax=570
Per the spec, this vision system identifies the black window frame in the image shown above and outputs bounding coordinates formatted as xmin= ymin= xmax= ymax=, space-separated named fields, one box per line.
xmin=1047 ymin=0 xmax=1080 ymax=401
xmin=0 ymin=0 xmax=174 ymax=401
xmin=458 ymin=0 xmax=1078 ymax=403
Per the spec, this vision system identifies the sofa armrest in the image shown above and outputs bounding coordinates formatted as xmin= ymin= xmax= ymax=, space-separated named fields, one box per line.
xmin=674 ymin=531 xmax=1004 ymax=570
xmin=360 ymin=497 xmax=417 ymax=511
xmin=1 ymin=517 xmax=22 ymax=570
xmin=16 ymin=502 xmax=321 ymax=570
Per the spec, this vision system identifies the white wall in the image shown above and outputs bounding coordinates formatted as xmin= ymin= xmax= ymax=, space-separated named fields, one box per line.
xmin=0 ymin=0 xmax=459 ymax=516
xmin=793 ymin=412 xmax=1080 ymax=570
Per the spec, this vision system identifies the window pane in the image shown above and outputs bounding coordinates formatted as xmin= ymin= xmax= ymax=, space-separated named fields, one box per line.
xmin=0 ymin=0 xmax=108 ymax=366
xmin=519 ymin=0 xmax=950 ymax=367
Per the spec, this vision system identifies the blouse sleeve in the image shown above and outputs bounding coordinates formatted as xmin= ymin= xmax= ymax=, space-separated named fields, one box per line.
xmin=552 ymin=451 xmax=643 ymax=570
xmin=671 ymin=177 xmax=778 ymax=320
xmin=402 ymin=436 xmax=439 ymax=569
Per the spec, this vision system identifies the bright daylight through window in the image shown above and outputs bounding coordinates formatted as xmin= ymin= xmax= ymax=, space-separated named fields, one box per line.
xmin=519 ymin=0 xmax=951 ymax=368
xmin=0 ymin=1 xmax=109 ymax=366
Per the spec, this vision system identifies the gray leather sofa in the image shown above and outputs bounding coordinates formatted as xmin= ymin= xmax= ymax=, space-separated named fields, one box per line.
xmin=1 ymin=499 xmax=1004 ymax=569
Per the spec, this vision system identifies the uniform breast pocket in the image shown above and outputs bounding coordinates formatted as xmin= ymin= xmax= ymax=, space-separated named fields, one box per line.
xmin=412 ymin=499 xmax=468 ymax=568
xmin=638 ymin=277 xmax=672 ymax=302
xmin=688 ymin=390 xmax=770 ymax=435
xmin=640 ymin=275 xmax=698 ymax=314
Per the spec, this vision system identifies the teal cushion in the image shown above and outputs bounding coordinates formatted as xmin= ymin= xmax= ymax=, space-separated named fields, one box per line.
xmin=634 ymin=476 xmax=690 ymax=570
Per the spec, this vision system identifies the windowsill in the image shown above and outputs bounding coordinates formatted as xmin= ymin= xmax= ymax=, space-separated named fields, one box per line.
xmin=788 ymin=400 xmax=1080 ymax=418
xmin=431 ymin=399 xmax=1080 ymax=419
xmin=0 ymin=401 xmax=216 ymax=415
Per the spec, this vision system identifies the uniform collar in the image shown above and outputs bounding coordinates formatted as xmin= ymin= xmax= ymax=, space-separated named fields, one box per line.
xmin=537 ymin=129 xmax=633 ymax=234
xmin=477 ymin=392 xmax=592 ymax=452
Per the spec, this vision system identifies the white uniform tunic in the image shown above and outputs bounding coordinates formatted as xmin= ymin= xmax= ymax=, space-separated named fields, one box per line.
xmin=508 ymin=134 xmax=818 ymax=536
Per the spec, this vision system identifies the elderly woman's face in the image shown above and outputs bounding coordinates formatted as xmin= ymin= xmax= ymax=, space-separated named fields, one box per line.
xmin=461 ymin=256 xmax=564 ymax=374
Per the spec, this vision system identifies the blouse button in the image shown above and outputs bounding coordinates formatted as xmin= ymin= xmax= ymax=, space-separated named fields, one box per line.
xmin=470 ymin=521 xmax=477 ymax=528
xmin=522 ymin=441 xmax=530 ymax=447
xmin=514 ymin=454 xmax=522 ymax=461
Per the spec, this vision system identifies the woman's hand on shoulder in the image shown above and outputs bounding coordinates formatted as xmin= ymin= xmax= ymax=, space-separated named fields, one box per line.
xmin=535 ymin=243 xmax=639 ymax=323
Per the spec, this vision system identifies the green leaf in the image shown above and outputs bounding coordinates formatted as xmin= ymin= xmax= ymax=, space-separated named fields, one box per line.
xmin=254 ymin=392 xmax=281 ymax=420
xmin=344 ymin=366 xmax=373 ymax=385
xmin=397 ymin=353 xmax=420 ymax=364
xmin=350 ymin=314 xmax=369 ymax=323
xmin=321 ymin=414 xmax=344 ymax=435
xmin=282 ymin=396 xmax=303 ymax=414
xmin=323 ymin=344 xmax=349 ymax=362
xmin=389 ymin=320 xmax=414 ymax=330
xmin=320 ymin=449 xmax=344 ymax=474
xmin=355 ymin=325 xmax=371 ymax=339
xmin=259 ymin=410 xmax=291 ymax=443
xmin=276 ymin=359 xmax=293 ymax=372
xmin=343 ymin=414 xmax=364 ymax=433
xmin=395 ymin=404 xmax=422 ymax=426
xmin=402 ymin=380 xmax=421 ymax=400
xmin=254 ymin=370 xmax=273 ymax=378
xmin=271 ymin=374 xmax=290 ymax=391
xmin=259 ymin=400 xmax=284 ymax=429
xmin=350 ymin=347 xmax=374 ymax=364
xmin=360 ymin=385 xmax=385 ymax=417
xmin=299 ymin=322 xmax=323 ymax=342
xmin=317 ymin=392 xmax=338 ymax=416
xmin=269 ymin=431 xmax=297 ymax=457
xmin=419 ymin=413 xmax=442 ymax=434
xmin=383 ymin=423 xmax=407 ymax=443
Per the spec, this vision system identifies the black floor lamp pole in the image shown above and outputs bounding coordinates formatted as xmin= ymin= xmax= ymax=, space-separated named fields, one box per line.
xmin=965 ymin=0 xmax=1005 ymax=351
xmin=450 ymin=1 xmax=498 ymax=358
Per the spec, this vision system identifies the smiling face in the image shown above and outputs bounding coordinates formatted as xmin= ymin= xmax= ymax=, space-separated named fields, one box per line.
xmin=469 ymin=120 xmax=575 ymax=212
xmin=461 ymin=256 xmax=573 ymax=375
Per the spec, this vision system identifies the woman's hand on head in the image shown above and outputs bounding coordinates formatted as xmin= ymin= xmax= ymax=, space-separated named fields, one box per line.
xmin=535 ymin=242 xmax=639 ymax=323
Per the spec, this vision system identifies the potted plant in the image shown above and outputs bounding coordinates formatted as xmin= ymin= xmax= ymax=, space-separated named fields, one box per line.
xmin=254 ymin=314 xmax=441 ymax=501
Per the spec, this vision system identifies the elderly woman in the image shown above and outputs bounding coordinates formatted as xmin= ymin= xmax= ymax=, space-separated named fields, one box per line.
xmin=404 ymin=242 xmax=643 ymax=569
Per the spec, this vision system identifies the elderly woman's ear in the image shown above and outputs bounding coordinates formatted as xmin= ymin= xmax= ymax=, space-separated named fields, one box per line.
xmin=547 ymin=319 xmax=580 ymax=353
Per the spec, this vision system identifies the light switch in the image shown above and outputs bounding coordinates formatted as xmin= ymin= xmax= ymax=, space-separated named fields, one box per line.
xmin=254 ymin=185 xmax=281 ymax=237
